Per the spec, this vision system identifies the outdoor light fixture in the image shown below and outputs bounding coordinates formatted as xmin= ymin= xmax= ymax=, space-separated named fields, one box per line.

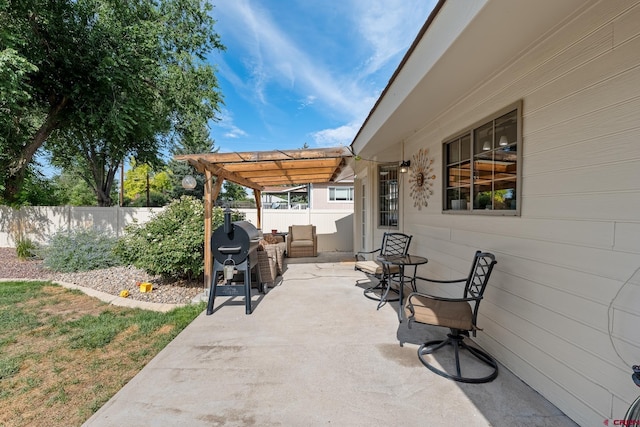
xmin=399 ymin=160 xmax=411 ymax=173
xmin=181 ymin=175 xmax=197 ymax=190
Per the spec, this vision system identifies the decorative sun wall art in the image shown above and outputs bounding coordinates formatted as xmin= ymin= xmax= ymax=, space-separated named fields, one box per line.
xmin=408 ymin=148 xmax=436 ymax=210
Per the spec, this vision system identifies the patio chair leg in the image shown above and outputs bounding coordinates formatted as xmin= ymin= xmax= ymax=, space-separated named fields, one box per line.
xmin=417 ymin=331 xmax=498 ymax=383
xmin=364 ymin=278 xmax=399 ymax=306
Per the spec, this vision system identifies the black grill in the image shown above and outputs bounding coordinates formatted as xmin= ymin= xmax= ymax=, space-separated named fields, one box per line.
xmin=207 ymin=209 xmax=263 ymax=315
xmin=211 ymin=220 xmax=260 ymax=266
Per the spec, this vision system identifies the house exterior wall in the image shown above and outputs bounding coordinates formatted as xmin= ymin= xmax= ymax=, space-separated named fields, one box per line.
xmin=354 ymin=1 xmax=640 ymax=425
xmin=310 ymin=182 xmax=354 ymax=210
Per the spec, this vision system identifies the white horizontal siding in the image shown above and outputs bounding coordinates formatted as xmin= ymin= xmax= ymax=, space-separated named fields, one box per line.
xmin=450 ymin=228 xmax=639 ymax=281
xmin=525 ymin=127 xmax=640 ymax=176
xmin=614 ymin=222 xmax=640 ymax=253
xmin=524 ymin=161 xmax=640 ymax=196
xmin=479 ymin=296 xmax=624 ymax=412
xmin=614 ymin=1 xmax=640 ymax=45
xmin=522 ymin=191 xmax=640 ymax=222
xmin=478 ymin=316 xmax=611 ymax=426
xmin=377 ymin=1 xmax=640 ymax=424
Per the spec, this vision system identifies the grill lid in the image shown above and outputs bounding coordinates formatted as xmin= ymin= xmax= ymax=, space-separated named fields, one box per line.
xmin=211 ymin=212 xmax=260 ymax=264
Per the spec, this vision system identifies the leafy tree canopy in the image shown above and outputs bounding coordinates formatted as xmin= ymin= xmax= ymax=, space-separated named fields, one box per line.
xmin=167 ymin=124 xmax=218 ymax=200
xmin=0 ymin=0 xmax=224 ymax=206
xmin=123 ymin=159 xmax=173 ymax=206
xmin=51 ymin=170 xmax=101 ymax=206
xmin=219 ymin=181 xmax=248 ymax=202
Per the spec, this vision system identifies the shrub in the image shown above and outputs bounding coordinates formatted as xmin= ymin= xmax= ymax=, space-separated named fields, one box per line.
xmin=115 ymin=196 xmax=245 ymax=279
xmin=42 ymin=229 xmax=122 ymax=272
xmin=16 ymin=238 xmax=38 ymax=260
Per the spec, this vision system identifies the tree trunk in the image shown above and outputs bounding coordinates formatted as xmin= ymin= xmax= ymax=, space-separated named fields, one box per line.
xmin=95 ymin=165 xmax=118 ymax=207
xmin=96 ymin=189 xmax=112 ymax=207
xmin=2 ymin=96 xmax=70 ymax=203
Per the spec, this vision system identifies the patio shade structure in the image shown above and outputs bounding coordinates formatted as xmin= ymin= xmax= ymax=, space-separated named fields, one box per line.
xmin=174 ymin=146 xmax=352 ymax=288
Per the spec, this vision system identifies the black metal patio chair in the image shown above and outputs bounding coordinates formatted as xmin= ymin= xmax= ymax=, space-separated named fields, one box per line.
xmin=404 ymin=251 xmax=498 ymax=383
xmin=355 ymin=232 xmax=412 ymax=304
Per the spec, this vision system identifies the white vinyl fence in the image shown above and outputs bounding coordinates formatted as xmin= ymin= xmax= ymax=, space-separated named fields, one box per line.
xmin=0 ymin=206 xmax=353 ymax=252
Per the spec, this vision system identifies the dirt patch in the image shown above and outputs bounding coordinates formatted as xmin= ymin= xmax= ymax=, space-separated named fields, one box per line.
xmin=26 ymin=285 xmax=109 ymax=320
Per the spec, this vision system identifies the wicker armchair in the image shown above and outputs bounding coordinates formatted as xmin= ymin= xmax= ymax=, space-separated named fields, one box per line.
xmin=257 ymin=249 xmax=278 ymax=285
xmin=257 ymin=240 xmax=286 ymax=288
xmin=286 ymin=225 xmax=317 ymax=258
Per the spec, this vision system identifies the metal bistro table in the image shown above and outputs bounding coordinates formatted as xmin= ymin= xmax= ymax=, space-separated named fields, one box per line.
xmin=378 ymin=254 xmax=428 ymax=322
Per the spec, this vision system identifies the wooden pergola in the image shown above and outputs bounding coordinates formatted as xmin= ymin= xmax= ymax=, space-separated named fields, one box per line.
xmin=174 ymin=146 xmax=352 ymax=287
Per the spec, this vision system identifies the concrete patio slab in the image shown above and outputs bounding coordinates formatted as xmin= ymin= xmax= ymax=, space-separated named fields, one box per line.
xmin=84 ymin=253 xmax=577 ymax=427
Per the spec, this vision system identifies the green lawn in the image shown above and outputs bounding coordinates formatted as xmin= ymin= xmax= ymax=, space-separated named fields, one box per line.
xmin=0 ymin=281 xmax=204 ymax=426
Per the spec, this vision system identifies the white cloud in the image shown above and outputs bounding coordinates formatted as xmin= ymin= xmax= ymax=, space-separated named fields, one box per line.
xmin=214 ymin=1 xmax=374 ymax=118
xmin=224 ymin=128 xmax=247 ymax=139
xmin=298 ymin=95 xmax=317 ymax=110
xmin=351 ymin=0 xmax=436 ymax=75
xmin=212 ymin=1 xmax=436 ymax=146
xmin=311 ymin=122 xmax=362 ymax=147
xmin=213 ymin=109 xmax=248 ymax=139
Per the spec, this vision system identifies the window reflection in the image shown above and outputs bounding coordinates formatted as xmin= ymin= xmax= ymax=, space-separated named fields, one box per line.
xmin=444 ymin=105 xmax=519 ymax=212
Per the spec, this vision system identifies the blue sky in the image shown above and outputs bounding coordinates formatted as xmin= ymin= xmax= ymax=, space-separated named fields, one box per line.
xmin=208 ymin=0 xmax=437 ymax=153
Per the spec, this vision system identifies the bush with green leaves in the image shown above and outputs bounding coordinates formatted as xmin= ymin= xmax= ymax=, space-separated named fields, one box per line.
xmin=114 ymin=196 xmax=245 ymax=279
xmin=43 ymin=229 xmax=122 ymax=272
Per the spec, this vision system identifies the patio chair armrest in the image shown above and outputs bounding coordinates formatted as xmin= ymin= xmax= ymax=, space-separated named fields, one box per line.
xmin=414 ymin=275 xmax=467 ymax=285
xmin=355 ymin=247 xmax=381 ymax=261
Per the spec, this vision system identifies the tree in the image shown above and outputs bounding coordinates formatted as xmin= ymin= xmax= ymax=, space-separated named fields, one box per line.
xmin=51 ymin=170 xmax=101 ymax=206
xmin=0 ymin=2 xmax=40 ymax=205
xmin=0 ymin=0 xmax=224 ymax=205
xmin=11 ymin=167 xmax=60 ymax=206
xmin=123 ymin=159 xmax=173 ymax=207
xmin=218 ymin=182 xmax=247 ymax=202
xmin=167 ymin=124 xmax=218 ymax=200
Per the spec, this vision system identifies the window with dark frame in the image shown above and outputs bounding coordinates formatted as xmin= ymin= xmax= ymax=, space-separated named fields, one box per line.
xmin=378 ymin=165 xmax=399 ymax=227
xmin=444 ymin=102 xmax=520 ymax=214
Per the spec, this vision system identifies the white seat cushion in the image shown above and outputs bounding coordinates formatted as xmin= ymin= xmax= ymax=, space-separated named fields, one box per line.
xmin=355 ymin=260 xmax=399 ymax=275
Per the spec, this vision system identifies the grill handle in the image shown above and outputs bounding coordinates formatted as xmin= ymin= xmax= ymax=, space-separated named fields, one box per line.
xmin=218 ymin=246 xmax=242 ymax=254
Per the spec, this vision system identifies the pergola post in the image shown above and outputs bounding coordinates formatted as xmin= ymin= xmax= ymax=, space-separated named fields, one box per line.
xmin=204 ymin=173 xmax=224 ymax=290
xmin=254 ymin=189 xmax=262 ymax=229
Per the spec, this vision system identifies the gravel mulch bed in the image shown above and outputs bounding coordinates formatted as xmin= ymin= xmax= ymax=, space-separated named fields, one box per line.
xmin=0 ymin=247 xmax=205 ymax=305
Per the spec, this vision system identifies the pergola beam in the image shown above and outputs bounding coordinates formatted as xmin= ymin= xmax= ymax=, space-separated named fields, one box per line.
xmin=178 ymin=147 xmax=350 ymax=164
xmin=223 ymin=158 xmax=342 ymax=172
xmin=237 ymin=167 xmax=339 ymax=179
